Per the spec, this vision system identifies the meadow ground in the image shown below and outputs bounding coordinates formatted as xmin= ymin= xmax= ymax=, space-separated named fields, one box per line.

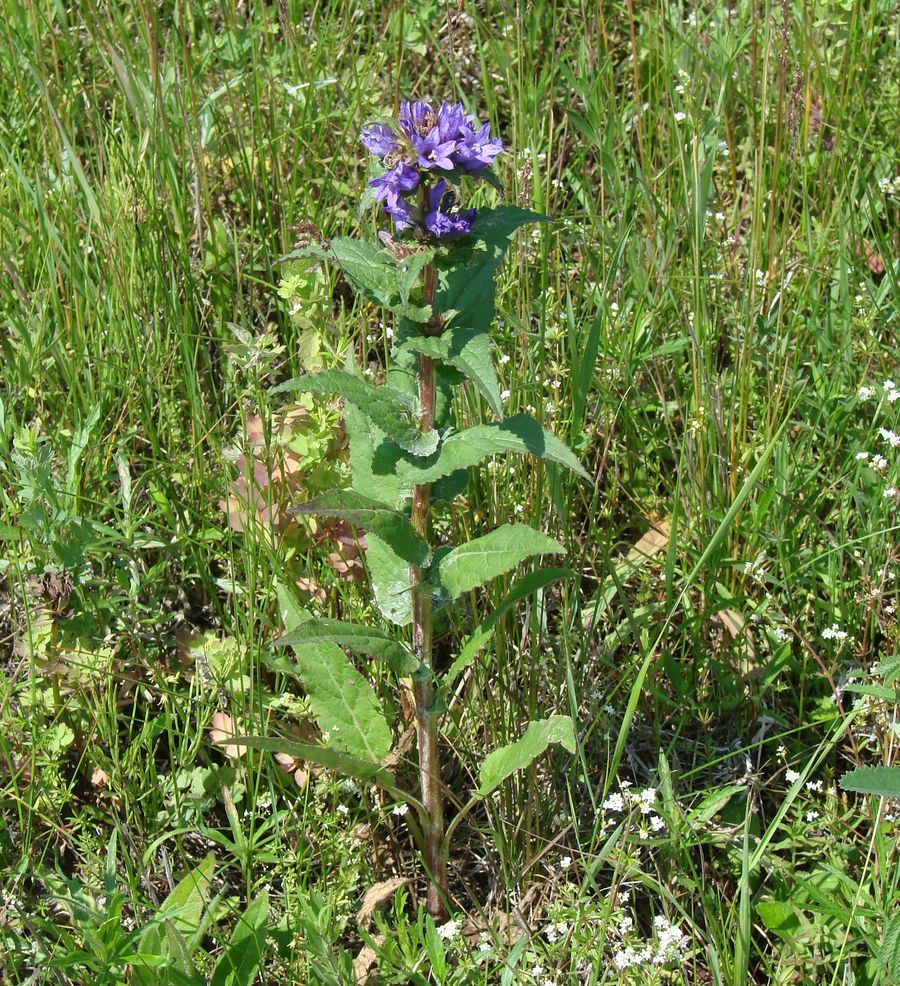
xmin=1 ymin=1 xmax=900 ymax=983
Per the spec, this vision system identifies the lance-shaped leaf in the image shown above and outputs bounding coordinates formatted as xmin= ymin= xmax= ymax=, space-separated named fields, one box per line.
xmin=444 ymin=567 xmax=575 ymax=685
xmin=278 ymin=619 xmax=419 ymax=674
xmin=365 ymin=531 xmax=414 ymax=626
xmin=477 ymin=715 xmax=576 ymax=797
xmin=274 ymin=370 xmax=438 ymax=458
xmin=230 ymin=735 xmax=414 ymax=804
xmin=396 ymin=414 xmax=590 ymax=485
xmin=400 ymin=326 xmax=502 ymax=418
xmin=272 ymin=629 xmax=392 ymax=762
xmin=435 ymin=524 xmax=565 ymax=601
xmin=291 ymin=490 xmax=428 ymax=566
xmin=840 ymin=766 xmax=900 ymax=798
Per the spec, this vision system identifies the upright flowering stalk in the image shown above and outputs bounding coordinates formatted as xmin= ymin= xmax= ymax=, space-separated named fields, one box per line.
xmin=242 ymin=100 xmax=588 ymax=921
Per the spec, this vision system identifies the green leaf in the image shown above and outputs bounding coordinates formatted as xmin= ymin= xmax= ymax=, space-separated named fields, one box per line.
xmin=229 ymin=736 xmax=413 ymax=804
xmin=302 ymin=238 xmax=432 ymax=322
xmin=274 ymin=370 xmax=437 ymax=458
xmin=880 ymin=914 xmax=900 ymax=979
xmin=436 ymin=525 xmax=565 ymax=601
xmin=278 ymin=619 xmax=419 ymax=675
xmin=365 ymin=531 xmax=414 ymax=627
xmin=436 ymin=207 xmax=547 ymax=334
xmin=839 ymin=765 xmax=900 ymax=798
xmin=274 ymin=613 xmax=393 ymax=761
xmin=136 ymin=852 xmax=215 ymax=974
xmin=345 ymin=405 xmax=410 ymax=510
xmin=209 ymin=891 xmax=268 ymax=986
xmin=291 ymin=490 xmax=428 ymax=566
xmin=477 ymin=715 xmax=575 ymax=797
xmin=396 ymin=414 xmax=590 ymax=484
xmin=444 ymin=568 xmax=575 ymax=684
xmin=756 ymin=900 xmax=800 ymax=936
xmin=400 ymin=326 xmax=503 ymax=418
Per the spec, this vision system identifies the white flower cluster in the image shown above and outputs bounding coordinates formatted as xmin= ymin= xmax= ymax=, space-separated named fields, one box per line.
xmin=601 ymin=785 xmax=666 ymax=836
xmin=877 ymin=175 xmax=900 ymax=196
xmin=612 ymin=915 xmax=689 ymax=969
xmin=822 ymin=623 xmax=848 ymax=641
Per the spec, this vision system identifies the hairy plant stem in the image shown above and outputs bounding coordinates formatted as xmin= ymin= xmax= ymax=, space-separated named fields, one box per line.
xmin=410 ymin=224 xmax=448 ymax=920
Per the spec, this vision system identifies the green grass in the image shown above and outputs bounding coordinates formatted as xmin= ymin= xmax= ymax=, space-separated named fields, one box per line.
xmin=1 ymin=0 xmax=900 ymax=982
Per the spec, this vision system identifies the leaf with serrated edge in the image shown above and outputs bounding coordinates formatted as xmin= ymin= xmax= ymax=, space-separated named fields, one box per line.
xmin=366 ymin=532 xmax=413 ymax=626
xmin=396 ymin=414 xmax=590 ymax=484
xmin=400 ymin=327 xmax=502 ymax=418
xmin=345 ymin=405 xmax=410 ymax=509
xmin=477 ymin=716 xmax=575 ymax=797
xmin=839 ymin=765 xmax=900 ymax=798
xmin=273 ymin=604 xmax=392 ymax=761
xmin=291 ymin=490 xmax=428 ymax=566
xmin=278 ymin=619 xmax=419 ymax=674
xmin=436 ymin=524 xmax=565 ymax=601
xmin=274 ymin=370 xmax=438 ymax=458
xmin=289 ymin=638 xmax=392 ymax=761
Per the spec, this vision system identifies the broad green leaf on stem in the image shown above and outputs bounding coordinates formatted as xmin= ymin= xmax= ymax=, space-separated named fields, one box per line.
xmin=232 ymin=736 xmax=392 ymax=785
xmin=839 ymin=765 xmax=900 ymax=798
xmin=436 ymin=524 xmax=565 ymax=601
xmin=388 ymin=318 xmax=459 ymax=430
xmin=395 ymin=414 xmax=590 ymax=484
xmin=290 ymin=490 xmax=428 ymax=566
xmin=278 ymin=618 xmax=419 ymax=674
xmin=444 ymin=567 xmax=575 ymax=685
xmin=345 ymin=405 xmax=410 ymax=509
xmin=274 ymin=370 xmax=438 ymax=458
xmin=274 ymin=610 xmax=392 ymax=761
xmin=400 ymin=326 xmax=502 ymax=418
xmin=279 ymin=642 xmax=391 ymax=760
xmin=296 ymin=239 xmax=432 ymax=322
xmin=365 ymin=531 xmax=414 ymax=626
xmin=477 ymin=715 xmax=575 ymax=797
xmin=437 ymin=207 xmax=547 ymax=332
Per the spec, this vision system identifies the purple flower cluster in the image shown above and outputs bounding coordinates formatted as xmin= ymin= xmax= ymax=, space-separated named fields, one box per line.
xmin=360 ymin=100 xmax=503 ymax=239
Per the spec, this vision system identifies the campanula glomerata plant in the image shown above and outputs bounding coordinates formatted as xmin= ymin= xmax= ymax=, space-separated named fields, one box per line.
xmin=238 ymin=100 xmax=589 ymax=920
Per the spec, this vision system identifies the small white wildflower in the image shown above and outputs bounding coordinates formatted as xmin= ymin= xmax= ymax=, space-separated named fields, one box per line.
xmin=618 ymin=915 xmax=634 ymax=934
xmin=715 ymin=211 xmax=725 ymax=221
xmin=391 ymin=803 xmax=409 ymax=817
xmin=499 ymin=353 xmax=510 ymax=364
xmin=884 ymin=379 xmax=896 ymax=391
xmin=773 ymin=626 xmax=790 ymax=641
xmin=785 ymin=769 xmax=800 ymax=783
xmin=755 ymin=268 xmax=766 ymax=286
xmin=500 ymin=389 xmax=511 ymax=401
xmin=437 ymin=919 xmax=461 ymax=940
xmin=673 ymin=111 xmax=686 ymax=122
xmin=872 ymin=454 xmax=888 ymax=470
xmin=603 ymin=792 xmax=625 ymax=812
xmin=879 ymin=428 xmax=900 ymax=448
xmin=336 ymin=803 xmax=349 ymax=816
xmin=822 ymin=624 xmax=848 ymax=641
xmin=888 ymin=390 xmax=900 ymax=404
xmin=650 ymin=814 xmax=665 ymax=832
xmin=806 ymin=810 xmax=820 ymax=822
xmin=884 ymin=487 xmax=899 ymax=499
xmin=717 ymin=140 xmax=729 ymax=153
xmin=856 ymin=451 xmax=869 ymax=461
xmin=559 ymin=855 xmax=572 ymax=870
xmin=858 ymin=385 xmax=875 ymax=400
xmin=531 ymin=966 xmax=544 ymax=977
xmin=806 ymin=780 xmax=823 ymax=792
